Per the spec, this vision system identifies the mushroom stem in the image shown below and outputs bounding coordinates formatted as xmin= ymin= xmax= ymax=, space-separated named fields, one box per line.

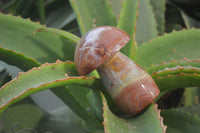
xmin=97 ymin=52 xmax=160 ymax=115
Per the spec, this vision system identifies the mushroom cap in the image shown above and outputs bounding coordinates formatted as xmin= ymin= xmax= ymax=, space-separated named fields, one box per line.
xmin=75 ymin=26 xmax=130 ymax=76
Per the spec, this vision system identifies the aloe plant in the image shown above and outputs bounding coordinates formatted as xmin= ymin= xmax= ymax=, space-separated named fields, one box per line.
xmin=0 ymin=0 xmax=200 ymax=132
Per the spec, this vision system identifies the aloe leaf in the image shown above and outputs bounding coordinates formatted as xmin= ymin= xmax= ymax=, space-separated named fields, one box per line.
xmin=145 ymin=59 xmax=200 ymax=75
xmin=69 ymin=0 xmax=117 ymax=35
xmin=51 ymin=86 xmax=103 ymax=131
xmin=161 ymin=108 xmax=200 ymax=133
xmin=184 ymin=87 xmax=200 ymax=106
xmin=0 ymin=61 xmax=99 ymax=114
xmin=135 ymin=29 xmax=200 ymax=68
xmin=34 ymin=27 xmax=80 ymax=43
xmin=155 ymin=73 xmax=200 ymax=91
xmin=149 ymin=0 xmax=165 ymax=35
xmin=102 ymin=94 xmax=166 ymax=133
xmin=0 ymin=13 xmax=75 ymax=63
xmin=0 ymin=47 xmax=40 ymax=71
xmin=107 ymin=0 xmax=123 ymax=17
xmin=0 ymin=61 xmax=103 ymax=130
xmin=0 ymin=103 xmax=43 ymax=132
xmin=37 ymin=0 xmax=45 ymax=24
xmin=36 ymin=106 xmax=86 ymax=132
xmin=87 ymin=89 xmax=103 ymax=121
xmin=0 ymin=14 xmax=102 ymax=128
xmin=117 ymin=0 xmax=139 ymax=59
xmin=180 ymin=11 xmax=200 ymax=28
xmin=45 ymin=4 xmax=76 ymax=29
xmin=135 ymin=0 xmax=158 ymax=45
xmin=143 ymin=59 xmax=200 ymax=91
xmin=180 ymin=104 xmax=200 ymax=115
xmin=149 ymin=60 xmax=200 ymax=91
xmin=151 ymin=66 xmax=200 ymax=78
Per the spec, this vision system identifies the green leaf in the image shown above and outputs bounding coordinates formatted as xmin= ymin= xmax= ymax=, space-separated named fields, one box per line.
xmin=102 ymin=94 xmax=166 ymax=133
xmin=51 ymin=86 xmax=103 ymax=131
xmin=36 ymin=106 xmax=87 ymax=133
xmin=45 ymin=4 xmax=76 ymax=29
xmin=161 ymin=108 xmax=200 ymax=133
xmin=149 ymin=0 xmax=166 ymax=35
xmin=0 ymin=47 xmax=40 ymax=71
xmin=184 ymin=87 xmax=200 ymax=106
xmin=0 ymin=13 xmax=75 ymax=63
xmin=145 ymin=59 xmax=200 ymax=92
xmin=135 ymin=0 xmax=158 ymax=45
xmin=135 ymin=29 xmax=200 ymax=68
xmin=37 ymin=0 xmax=45 ymax=24
xmin=0 ymin=103 xmax=43 ymax=132
xmin=107 ymin=0 xmax=123 ymax=17
xmin=151 ymin=66 xmax=200 ymax=78
xmin=34 ymin=27 xmax=80 ymax=44
xmin=0 ymin=61 xmax=100 ymax=114
xmin=155 ymin=73 xmax=200 ymax=91
xmin=180 ymin=104 xmax=200 ymax=116
xmin=69 ymin=0 xmax=117 ymax=35
xmin=180 ymin=11 xmax=200 ymax=29
xmin=145 ymin=59 xmax=200 ymax=75
xmin=117 ymin=0 xmax=139 ymax=59
xmin=87 ymin=89 xmax=103 ymax=121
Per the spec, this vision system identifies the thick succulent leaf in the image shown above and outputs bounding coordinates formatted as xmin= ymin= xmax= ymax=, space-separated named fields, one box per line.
xmin=0 ymin=61 xmax=103 ymax=130
xmin=135 ymin=29 xmax=200 ymax=67
xmin=149 ymin=0 xmax=165 ymax=35
xmin=145 ymin=59 xmax=200 ymax=75
xmin=117 ymin=0 xmax=139 ymax=59
xmin=0 ymin=61 xmax=99 ymax=117
xmin=0 ymin=47 xmax=40 ymax=71
xmin=69 ymin=0 xmax=117 ymax=35
xmin=0 ymin=103 xmax=43 ymax=132
xmin=46 ymin=3 xmax=76 ymax=29
xmin=51 ymin=86 xmax=103 ymax=131
xmin=87 ymin=89 xmax=103 ymax=121
xmin=180 ymin=11 xmax=200 ymax=28
xmin=0 ymin=14 xmax=102 ymax=128
xmin=151 ymin=66 xmax=200 ymax=78
xmin=144 ymin=59 xmax=200 ymax=91
xmin=34 ymin=27 xmax=80 ymax=43
xmin=107 ymin=0 xmax=123 ymax=17
xmin=184 ymin=87 xmax=200 ymax=106
xmin=135 ymin=0 xmax=158 ymax=45
xmin=37 ymin=0 xmax=45 ymax=24
xmin=0 ymin=13 xmax=75 ymax=63
xmin=102 ymin=94 xmax=166 ymax=133
xmin=180 ymin=104 xmax=200 ymax=116
xmin=154 ymin=73 xmax=200 ymax=91
xmin=36 ymin=106 xmax=87 ymax=133
xmin=161 ymin=108 xmax=200 ymax=133
xmin=51 ymin=85 xmax=104 ymax=131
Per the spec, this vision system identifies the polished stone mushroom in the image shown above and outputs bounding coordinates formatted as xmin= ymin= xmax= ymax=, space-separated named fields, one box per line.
xmin=75 ymin=26 xmax=160 ymax=115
